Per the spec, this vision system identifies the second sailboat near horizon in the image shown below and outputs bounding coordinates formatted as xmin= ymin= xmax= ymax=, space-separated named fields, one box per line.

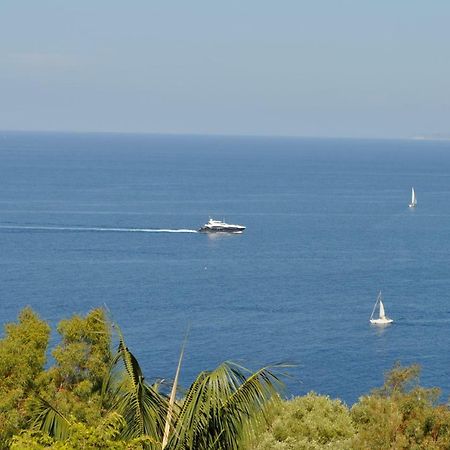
xmin=370 ymin=291 xmax=393 ymax=325
xmin=409 ymin=187 xmax=417 ymax=208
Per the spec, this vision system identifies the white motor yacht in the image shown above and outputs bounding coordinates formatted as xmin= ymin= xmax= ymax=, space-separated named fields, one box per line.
xmin=199 ymin=218 xmax=245 ymax=233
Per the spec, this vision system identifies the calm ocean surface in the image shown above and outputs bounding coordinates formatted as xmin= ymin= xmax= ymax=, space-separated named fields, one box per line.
xmin=1 ymin=132 xmax=450 ymax=404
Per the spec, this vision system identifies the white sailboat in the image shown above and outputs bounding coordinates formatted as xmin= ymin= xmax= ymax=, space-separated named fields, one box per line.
xmin=369 ymin=291 xmax=393 ymax=325
xmin=409 ymin=187 xmax=417 ymax=208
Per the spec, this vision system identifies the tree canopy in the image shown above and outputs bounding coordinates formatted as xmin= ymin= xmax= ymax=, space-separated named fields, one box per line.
xmin=2 ymin=308 xmax=450 ymax=449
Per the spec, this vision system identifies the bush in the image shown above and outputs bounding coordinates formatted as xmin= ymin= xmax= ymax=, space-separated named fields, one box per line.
xmin=245 ymin=392 xmax=354 ymax=450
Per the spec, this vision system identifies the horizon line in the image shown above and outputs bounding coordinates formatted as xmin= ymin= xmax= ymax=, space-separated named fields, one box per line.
xmin=0 ymin=128 xmax=435 ymax=142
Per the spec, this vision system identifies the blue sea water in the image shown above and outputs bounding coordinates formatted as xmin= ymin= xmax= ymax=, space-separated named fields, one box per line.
xmin=1 ymin=131 xmax=450 ymax=405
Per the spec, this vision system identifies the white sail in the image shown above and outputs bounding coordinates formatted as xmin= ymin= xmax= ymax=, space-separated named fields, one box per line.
xmin=370 ymin=291 xmax=393 ymax=325
xmin=370 ymin=292 xmax=382 ymax=320
xmin=409 ymin=187 xmax=417 ymax=208
xmin=379 ymin=300 xmax=386 ymax=318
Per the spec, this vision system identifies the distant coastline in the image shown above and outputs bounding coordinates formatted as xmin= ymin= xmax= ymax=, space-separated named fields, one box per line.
xmin=412 ymin=135 xmax=450 ymax=141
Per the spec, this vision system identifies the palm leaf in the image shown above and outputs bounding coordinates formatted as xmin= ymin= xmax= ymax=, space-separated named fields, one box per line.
xmin=219 ymin=363 xmax=286 ymax=448
xmin=162 ymin=333 xmax=187 ymax=448
xmin=106 ymin=326 xmax=168 ymax=445
xmin=32 ymin=397 xmax=72 ymax=441
xmin=166 ymin=362 xmax=285 ymax=450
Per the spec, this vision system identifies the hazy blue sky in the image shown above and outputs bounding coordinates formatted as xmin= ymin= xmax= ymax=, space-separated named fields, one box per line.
xmin=1 ymin=1 xmax=449 ymax=138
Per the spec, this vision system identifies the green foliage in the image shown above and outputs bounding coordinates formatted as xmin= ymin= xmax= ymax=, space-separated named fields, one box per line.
xmin=245 ymin=392 xmax=355 ymax=450
xmin=0 ymin=307 xmax=50 ymax=447
xmin=51 ymin=308 xmax=112 ymax=390
xmin=166 ymin=362 xmax=285 ymax=450
xmin=5 ymin=307 xmax=450 ymax=450
xmin=372 ymin=362 xmax=423 ymax=397
xmin=39 ymin=308 xmax=112 ymax=425
xmin=244 ymin=364 xmax=450 ymax=450
xmin=11 ymin=413 xmax=148 ymax=449
xmin=32 ymin=397 xmax=72 ymax=441
xmin=105 ymin=330 xmax=168 ymax=446
xmin=351 ymin=363 xmax=450 ymax=449
xmin=103 ymin=340 xmax=285 ymax=449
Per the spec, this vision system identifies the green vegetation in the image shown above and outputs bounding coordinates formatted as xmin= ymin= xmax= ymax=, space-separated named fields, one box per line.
xmin=0 ymin=308 xmax=50 ymax=448
xmin=2 ymin=308 xmax=450 ymax=449
xmin=0 ymin=308 xmax=283 ymax=449
xmin=244 ymin=393 xmax=354 ymax=450
xmin=246 ymin=363 xmax=450 ymax=450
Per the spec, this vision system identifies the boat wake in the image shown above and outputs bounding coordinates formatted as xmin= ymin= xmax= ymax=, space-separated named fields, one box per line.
xmin=0 ymin=225 xmax=198 ymax=233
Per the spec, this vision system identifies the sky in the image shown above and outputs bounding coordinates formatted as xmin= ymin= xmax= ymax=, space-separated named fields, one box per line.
xmin=0 ymin=1 xmax=449 ymax=138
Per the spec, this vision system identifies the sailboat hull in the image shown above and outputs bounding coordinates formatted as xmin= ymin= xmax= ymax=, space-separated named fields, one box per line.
xmin=409 ymin=204 xmax=416 ymax=208
xmin=370 ymin=318 xmax=393 ymax=325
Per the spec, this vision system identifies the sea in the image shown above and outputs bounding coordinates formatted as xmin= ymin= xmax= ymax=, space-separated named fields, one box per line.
xmin=1 ymin=131 xmax=450 ymax=405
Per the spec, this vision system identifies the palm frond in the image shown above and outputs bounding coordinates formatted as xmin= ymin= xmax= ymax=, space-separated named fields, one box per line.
xmin=167 ymin=362 xmax=285 ymax=450
xmin=162 ymin=334 xmax=187 ymax=449
xmin=219 ymin=363 xmax=286 ymax=448
xmin=100 ymin=350 xmax=124 ymax=410
xmin=107 ymin=325 xmax=169 ymax=445
xmin=32 ymin=397 xmax=72 ymax=441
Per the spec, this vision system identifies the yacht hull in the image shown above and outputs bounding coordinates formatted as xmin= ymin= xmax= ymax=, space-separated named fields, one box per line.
xmin=199 ymin=226 xmax=245 ymax=233
xmin=199 ymin=218 xmax=245 ymax=233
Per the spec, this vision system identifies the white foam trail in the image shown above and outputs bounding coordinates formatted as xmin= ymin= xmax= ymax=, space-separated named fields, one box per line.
xmin=0 ymin=225 xmax=198 ymax=233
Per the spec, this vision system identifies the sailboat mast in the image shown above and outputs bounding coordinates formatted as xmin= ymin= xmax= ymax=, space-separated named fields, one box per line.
xmin=370 ymin=292 xmax=381 ymax=320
